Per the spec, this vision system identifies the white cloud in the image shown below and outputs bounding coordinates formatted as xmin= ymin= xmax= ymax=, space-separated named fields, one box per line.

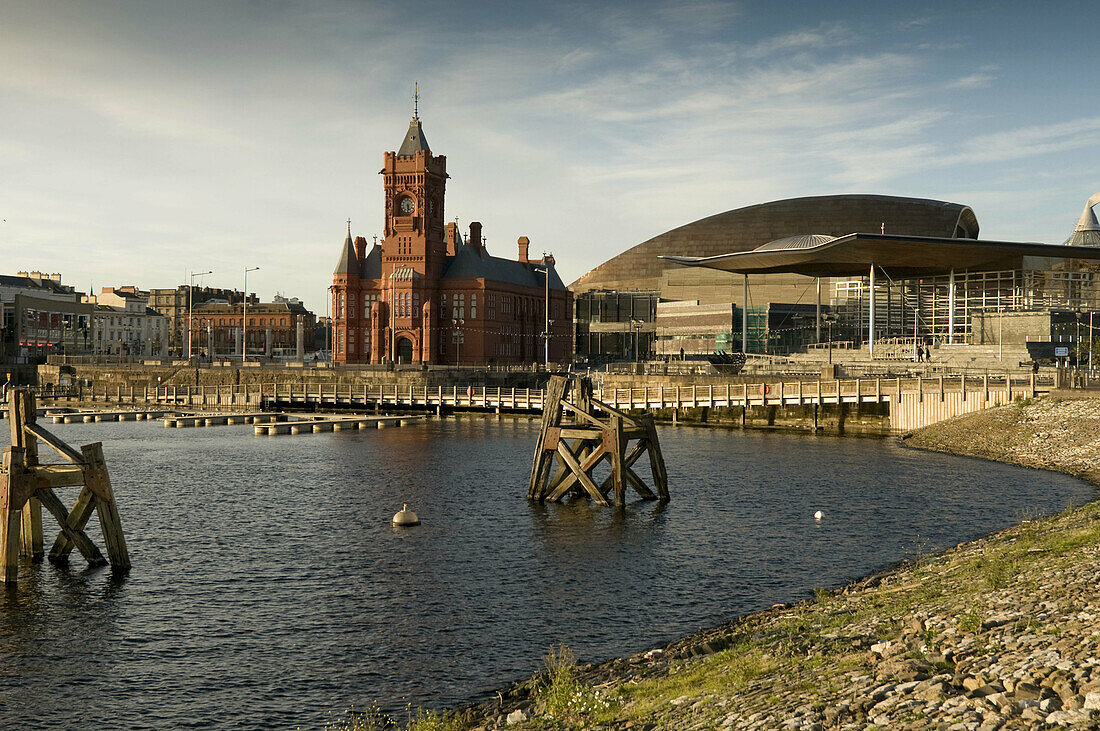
xmin=1 ymin=0 xmax=1095 ymax=308
xmin=946 ymin=72 xmax=996 ymax=90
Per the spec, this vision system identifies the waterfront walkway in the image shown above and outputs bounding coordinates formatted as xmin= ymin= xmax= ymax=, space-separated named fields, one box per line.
xmin=33 ymin=373 xmax=1052 ymax=430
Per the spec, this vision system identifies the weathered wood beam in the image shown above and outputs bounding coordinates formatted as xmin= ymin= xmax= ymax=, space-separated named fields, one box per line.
xmin=559 ymin=399 xmax=606 ymax=428
xmin=642 ymin=415 xmax=669 ymax=501
xmin=623 ymin=466 xmax=657 ymax=500
xmin=528 ymin=376 xmax=569 ymax=499
xmin=1 ymin=448 xmax=28 ymax=583
xmin=20 ymin=496 xmax=43 ymax=561
xmin=609 ymin=416 xmax=625 ymax=506
xmin=24 ymin=422 xmax=85 ymax=465
xmin=44 ymin=487 xmax=104 ymax=566
xmin=83 ymin=443 xmax=130 ymax=571
xmin=32 ymin=464 xmax=87 ymax=489
xmin=553 ymin=441 xmax=608 ymax=506
xmin=546 ymin=443 xmax=608 ymax=502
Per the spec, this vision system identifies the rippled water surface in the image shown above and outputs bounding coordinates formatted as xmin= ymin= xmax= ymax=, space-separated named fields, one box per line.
xmin=0 ymin=417 xmax=1092 ymax=728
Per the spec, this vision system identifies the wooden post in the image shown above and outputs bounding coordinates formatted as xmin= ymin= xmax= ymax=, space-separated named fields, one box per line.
xmin=82 ymin=443 xmax=130 ymax=571
xmin=11 ymin=391 xmax=42 ymax=561
xmin=1 ymin=447 xmax=27 ymax=583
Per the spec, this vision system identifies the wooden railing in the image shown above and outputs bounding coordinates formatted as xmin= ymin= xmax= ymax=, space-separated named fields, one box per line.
xmin=40 ymin=373 xmax=1052 ymax=415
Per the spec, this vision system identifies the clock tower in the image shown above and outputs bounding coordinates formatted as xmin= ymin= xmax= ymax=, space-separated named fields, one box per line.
xmin=332 ymin=94 xmax=572 ymax=367
xmin=380 ymin=106 xmax=448 ymax=280
xmin=376 ymin=92 xmax=448 ymax=361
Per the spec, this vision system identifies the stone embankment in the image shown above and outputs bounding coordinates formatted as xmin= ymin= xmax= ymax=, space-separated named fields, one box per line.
xmin=339 ymin=395 xmax=1100 ymax=731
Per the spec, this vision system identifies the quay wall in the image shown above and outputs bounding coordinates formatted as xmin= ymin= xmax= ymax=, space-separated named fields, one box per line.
xmin=37 ymin=363 xmax=547 ymax=391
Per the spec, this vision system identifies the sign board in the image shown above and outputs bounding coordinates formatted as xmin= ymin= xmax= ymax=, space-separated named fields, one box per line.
xmin=1054 ymin=346 xmax=1070 ymax=357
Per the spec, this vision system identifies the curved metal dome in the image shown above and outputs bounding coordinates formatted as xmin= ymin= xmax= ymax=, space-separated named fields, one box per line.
xmin=754 ymin=234 xmax=837 ymax=252
xmin=570 ymin=194 xmax=979 ymax=293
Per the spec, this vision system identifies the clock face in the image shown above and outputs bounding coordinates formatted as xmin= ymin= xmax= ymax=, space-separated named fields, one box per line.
xmin=399 ymin=196 xmax=415 ymax=215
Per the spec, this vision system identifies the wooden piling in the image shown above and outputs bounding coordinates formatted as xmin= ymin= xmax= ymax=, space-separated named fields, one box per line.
xmin=529 ymin=375 xmax=669 ymax=506
xmin=2 ymin=389 xmax=130 ymax=584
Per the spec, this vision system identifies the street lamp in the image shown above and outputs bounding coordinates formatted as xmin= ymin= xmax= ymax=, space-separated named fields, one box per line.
xmin=822 ymin=313 xmax=838 ymax=365
xmin=242 ymin=267 xmax=259 ymax=362
xmin=533 ymin=262 xmax=552 ymax=368
xmin=629 ymin=319 xmax=644 ymax=364
xmin=453 ymin=318 xmax=464 ymax=365
xmin=188 ymin=270 xmax=212 ymax=359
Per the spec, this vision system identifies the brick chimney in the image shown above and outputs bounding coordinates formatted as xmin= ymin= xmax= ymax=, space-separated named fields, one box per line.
xmin=445 ymin=222 xmax=458 ymax=256
xmin=354 ymin=236 xmax=367 ymax=262
xmin=517 ymin=236 xmax=530 ymax=263
xmin=469 ymin=221 xmax=483 ymax=254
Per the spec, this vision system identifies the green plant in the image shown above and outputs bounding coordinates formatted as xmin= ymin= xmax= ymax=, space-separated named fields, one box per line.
xmin=535 ymin=644 xmax=613 ymax=722
xmin=326 ymin=703 xmax=396 ymax=731
xmin=958 ymin=606 xmax=982 ymax=634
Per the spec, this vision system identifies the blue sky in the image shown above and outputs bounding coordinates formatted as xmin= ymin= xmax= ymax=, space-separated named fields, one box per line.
xmin=2 ymin=0 xmax=1098 ymax=313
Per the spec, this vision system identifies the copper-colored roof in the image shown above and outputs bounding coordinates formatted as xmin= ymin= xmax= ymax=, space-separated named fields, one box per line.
xmin=570 ymin=195 xmax=978 ymax=292
xmin=661 ymin=233 xmax=1100 ymax=278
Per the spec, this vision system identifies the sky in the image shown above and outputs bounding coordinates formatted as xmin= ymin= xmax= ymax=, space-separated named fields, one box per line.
xmin=2 ymin=0 xmax=1099 ymax=314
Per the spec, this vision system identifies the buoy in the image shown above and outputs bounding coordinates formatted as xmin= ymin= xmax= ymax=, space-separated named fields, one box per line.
xmin=814 ymin=510 xmax=824 ymax=521
xmin=392 ymin=504 xmax=420 ymax=527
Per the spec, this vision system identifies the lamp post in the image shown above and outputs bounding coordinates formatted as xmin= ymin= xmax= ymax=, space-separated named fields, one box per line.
xmin=629 ymin=319 xmax=643 ymax=364
xmin=533 ymin=263 xmax=552 ymax=368
xmin=242 ymin=266 xmax=259 ymax=362
xmin=188 ymin=270 xmax=212 ymax=359
xmin=823 ymin=313 xmax=838 ymax=365
xmin=452 ymin=318 xmax=464 ymax=365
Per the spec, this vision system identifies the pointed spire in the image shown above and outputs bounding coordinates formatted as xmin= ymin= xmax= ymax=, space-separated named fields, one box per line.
xmin=333 ymin=220 xmax=358 ymax=275
xmin=397 ymin=85 xmax=430 ymax=156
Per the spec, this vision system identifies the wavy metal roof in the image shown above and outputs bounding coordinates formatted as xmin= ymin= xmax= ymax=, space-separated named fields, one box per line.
xmin=661 ymin=233 xmax=1100 ymax=278
xmin=570 ymin=195 xmax=978 ymax=293
xmin=754 ymin=234 xmax=837 ymax=252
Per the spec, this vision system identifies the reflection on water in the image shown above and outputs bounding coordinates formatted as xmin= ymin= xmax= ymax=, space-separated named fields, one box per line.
xmin=0 ymin=417 xmax=1092 ymax=728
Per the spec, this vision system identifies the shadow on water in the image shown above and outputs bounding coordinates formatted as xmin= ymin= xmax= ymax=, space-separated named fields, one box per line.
xmin=0 ymin=417 xmax=1092 ymax=728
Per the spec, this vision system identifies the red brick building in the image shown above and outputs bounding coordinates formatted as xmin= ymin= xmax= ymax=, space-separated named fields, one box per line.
xmin=331 ymin=110 xmax=571 ymax=365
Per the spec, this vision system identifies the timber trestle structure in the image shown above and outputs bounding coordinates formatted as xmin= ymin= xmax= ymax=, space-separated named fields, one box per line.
xmin=1 ymin=389 xmax=130 ymax=584
xmin=528 ymin=376 xmax=669 ymax=507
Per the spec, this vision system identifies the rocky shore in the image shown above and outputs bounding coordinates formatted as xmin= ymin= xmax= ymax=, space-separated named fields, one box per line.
xmin=335 ymin=395 xmax=1100 ymax=731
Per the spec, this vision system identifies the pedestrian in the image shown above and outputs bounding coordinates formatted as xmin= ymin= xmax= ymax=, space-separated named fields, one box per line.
xmin=916 ymin=344 xmax=924 ymax=362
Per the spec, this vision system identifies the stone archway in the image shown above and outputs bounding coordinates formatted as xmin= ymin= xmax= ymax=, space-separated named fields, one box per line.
xmin=396 ymin=337 xmax=414 ymax=363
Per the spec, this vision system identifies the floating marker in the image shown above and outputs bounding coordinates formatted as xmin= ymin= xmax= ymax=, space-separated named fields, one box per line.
xmin=814 ymin=510 xmax=824 ymax=521
xmin=392 ymin=504 xmax=420 ymax=527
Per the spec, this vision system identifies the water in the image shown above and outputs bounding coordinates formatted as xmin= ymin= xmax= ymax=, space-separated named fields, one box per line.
xmin=0 ymin=417 xmax=1092 ymax=728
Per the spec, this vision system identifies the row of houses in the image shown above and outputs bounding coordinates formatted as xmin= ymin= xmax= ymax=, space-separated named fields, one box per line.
xmin=0 ymin=272 xmax=318 ymax=362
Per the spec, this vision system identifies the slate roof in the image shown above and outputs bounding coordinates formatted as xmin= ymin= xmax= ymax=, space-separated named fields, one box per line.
xmin=442 ymin=243 xmax=567 ymax=291
xmin=397 ymin=117 xmax=431 ymax=157
xmin=333 ymin=228 xmax=357 ymax=275
xmin=0 ymin=274 xmax=77 ymax=297
xmin=360 ymin=244 xmax=382 ymax=279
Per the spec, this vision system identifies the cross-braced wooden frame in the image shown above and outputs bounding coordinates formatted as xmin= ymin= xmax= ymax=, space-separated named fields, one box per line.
xmin=528 ymin=376 xmax=669 ymax=506
xmin=1 ymin=389 xmax=130 ymax=584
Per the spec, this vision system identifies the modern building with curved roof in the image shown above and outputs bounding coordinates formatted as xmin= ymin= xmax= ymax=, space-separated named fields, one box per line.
xmin=572 ymin=195 xmax=979 ymax=359
xmin=570 ymin=194 xmax=979 ymax=294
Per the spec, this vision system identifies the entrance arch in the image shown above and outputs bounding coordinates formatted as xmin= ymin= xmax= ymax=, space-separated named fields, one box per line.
xmin=396 ymin=337 xmax=414 ymax=363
